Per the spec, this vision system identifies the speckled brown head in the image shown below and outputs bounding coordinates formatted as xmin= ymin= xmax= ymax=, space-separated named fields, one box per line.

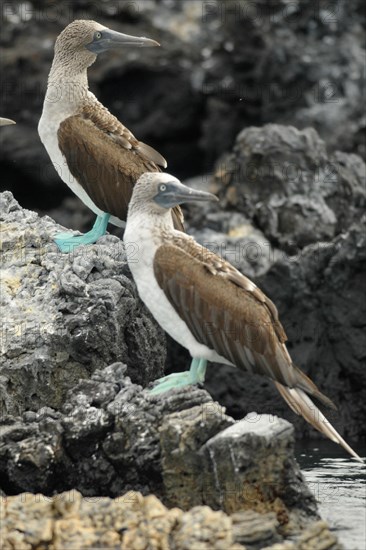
xmin=52 ymin=19 xmax=160 ymax=74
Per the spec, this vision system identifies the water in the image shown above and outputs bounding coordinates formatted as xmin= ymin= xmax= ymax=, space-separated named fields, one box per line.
xmin=296 ymin=441 xmax=366 ymax=550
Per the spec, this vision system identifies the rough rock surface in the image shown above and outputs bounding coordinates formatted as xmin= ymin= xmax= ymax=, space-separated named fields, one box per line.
xmin=0 ymin=490 xmax=340 ymax=550
xmin=212 ymin=124 xmax=366 ymax=252
xmin=0 ymin=193 xmax=328 ymax=542
xmin=0 ymin=362 xmax=342 ymax=548
xmin=0 ymin=359 xmax=316 ymax=522
xmin=0 ymin=191 xmax=165 ymax=415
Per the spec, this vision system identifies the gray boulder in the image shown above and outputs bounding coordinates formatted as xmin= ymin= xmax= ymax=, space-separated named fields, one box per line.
xmin=212 ymin=125 xmax=366 ymax=252
xmin=0 ymin=362 xmax=320 ymax=533
xmin=0 ymin=191 xmax=165 ymax=416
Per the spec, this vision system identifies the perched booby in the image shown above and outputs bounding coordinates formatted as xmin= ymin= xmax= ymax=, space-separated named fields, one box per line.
xmin=39 ymin=20 xmax=183 ymax=252
xmin=0 ymin=118 xmax=15 ymax=126
xmin=124 ymin=172 xmax=363 ymax=462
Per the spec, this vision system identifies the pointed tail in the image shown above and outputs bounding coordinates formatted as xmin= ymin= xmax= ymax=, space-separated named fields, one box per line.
xmin=275 ymin=382 xmax=363 ymax=463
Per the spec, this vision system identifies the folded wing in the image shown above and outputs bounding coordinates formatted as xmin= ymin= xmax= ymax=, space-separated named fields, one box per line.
xmin=58 ymin=102 xmax=184 ymax=230
xmin=153 ymin=239 xmax=362 ymax=460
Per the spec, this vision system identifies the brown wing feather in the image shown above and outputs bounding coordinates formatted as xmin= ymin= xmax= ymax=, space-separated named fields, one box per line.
xmin=80 ymin=100 xmax=168 ymax=169
xmin=153 ymin=238 xmax=363 ymax=461
xmin=154 ymin=239 xmax=335 ymax=409
xmin=57 ymin=106 xmax=183 ymax=230
xmin=275 ymin=384 xmax=361 ymax=461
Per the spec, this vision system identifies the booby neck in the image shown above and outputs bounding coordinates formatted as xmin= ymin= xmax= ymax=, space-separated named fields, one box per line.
xmin=125 ymin=197 xmax=177 ymax=253
xmin=42 ymin=19 xmax=159 ymax=110
xmin=129 ymin=194 xmax=174 ymax=228
xmin=49 ymin=51 xmax=94 ymax=79
xmin=44 ymin=56 xmax=92 ymax=111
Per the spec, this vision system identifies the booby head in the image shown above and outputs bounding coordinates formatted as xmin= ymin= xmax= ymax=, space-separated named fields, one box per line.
xmin=53 ymin=20 xmax=160 ymax=71
xmin=131 ymin=173 xmax=218 ymax=214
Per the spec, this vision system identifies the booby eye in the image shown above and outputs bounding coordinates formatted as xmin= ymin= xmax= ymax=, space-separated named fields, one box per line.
xmin=95 ymin=31 xmax=102 ymax=40
xmin=159 ymin=184 xmax=166 ymax=192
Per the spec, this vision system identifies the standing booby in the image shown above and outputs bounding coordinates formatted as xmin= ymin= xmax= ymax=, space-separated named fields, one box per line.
xmin=124 ymin=172 xmax=362 ymax=462
xmin=39 ymin=20 xmax=183 ymax=252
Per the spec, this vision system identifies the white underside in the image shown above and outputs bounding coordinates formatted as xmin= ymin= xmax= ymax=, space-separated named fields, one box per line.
xmin=124 ymin=214 xmax=233 ymax=364
xmin=38 ymin=91 xmax=124 ymax=228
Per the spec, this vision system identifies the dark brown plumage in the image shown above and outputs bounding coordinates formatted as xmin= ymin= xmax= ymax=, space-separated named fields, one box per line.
xmin=58 ymin=102 xmax=184 ymax=230
xmin=151 ymin=235 xmax=364 ymax=458
xmin=154 ymin=238 xmax=335 ymax=409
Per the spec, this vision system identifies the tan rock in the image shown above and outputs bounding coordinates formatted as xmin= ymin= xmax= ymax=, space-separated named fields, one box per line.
xmin=0 ymin=491 xmax=340 ymax=550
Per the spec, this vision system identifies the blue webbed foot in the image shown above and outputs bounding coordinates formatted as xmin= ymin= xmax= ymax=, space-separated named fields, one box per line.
xmin=54 ymin=213 xmax=110 ymax=253
xmin=149 ymin=358 xmax=207 ymax=395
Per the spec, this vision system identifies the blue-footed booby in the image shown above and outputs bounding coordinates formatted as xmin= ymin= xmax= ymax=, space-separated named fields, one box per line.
xmin=39 ymin=20 xmax=183 ymax=252
xmin=124 ymin=172 xmax=362 ymax=462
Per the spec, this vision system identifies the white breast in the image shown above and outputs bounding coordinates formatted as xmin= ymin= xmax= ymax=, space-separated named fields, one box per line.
xmin=124 ymin=216 xmax=231 ymax=364
xmin=38 ymin=92 xmax=124 ymax=228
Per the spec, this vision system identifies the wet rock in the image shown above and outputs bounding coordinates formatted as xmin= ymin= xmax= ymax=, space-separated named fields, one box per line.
xmin=0 ymin=191 xmax=165 ymax=416
xmin=0 ymin=368 xmax=341 ymax=547
xmin=0 ymin=360 xmax=318 ymax=529
xmin=212 ymin=124 xmax=366 ymax=253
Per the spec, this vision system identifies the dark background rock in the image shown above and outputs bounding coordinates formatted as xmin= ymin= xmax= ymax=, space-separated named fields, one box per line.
xmin=0 ymin=0 xmax=365 ymax=216
xmin=212 ymin=125 xmax=366 ymax=253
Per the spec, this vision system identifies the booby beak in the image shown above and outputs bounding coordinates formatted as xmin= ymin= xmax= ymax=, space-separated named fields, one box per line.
xmin=0 ymin=117 xmax=16 ymax=126
xmin=86 ymin=29 xmax=159 ymax=54
xmin=154 ymin=180 xmax=219 ymax=209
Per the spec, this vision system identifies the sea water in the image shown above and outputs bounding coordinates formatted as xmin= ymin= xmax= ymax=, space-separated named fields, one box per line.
xmin=296 ymin=441 xmax=366 ymax=550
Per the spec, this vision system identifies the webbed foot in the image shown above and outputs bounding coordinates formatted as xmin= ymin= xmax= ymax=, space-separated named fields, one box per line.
xmin=150 ymin=358 xmax=207 ymax=395
xmin=54 ymin=213 xmax=110 ymax=253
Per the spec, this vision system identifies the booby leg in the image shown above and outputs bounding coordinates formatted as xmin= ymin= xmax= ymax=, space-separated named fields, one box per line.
xmin=54 ymin=213 xmax=111 ymax=252
xmin=149 ymin=358 xmax=207 ymax=395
